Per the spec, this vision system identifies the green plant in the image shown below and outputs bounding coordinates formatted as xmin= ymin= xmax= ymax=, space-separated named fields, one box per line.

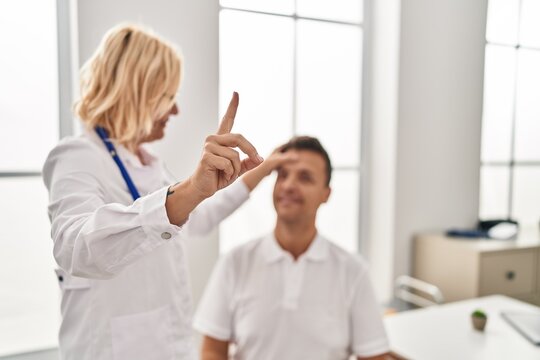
xmin=472 ymin=309 xmax=487 ymax=318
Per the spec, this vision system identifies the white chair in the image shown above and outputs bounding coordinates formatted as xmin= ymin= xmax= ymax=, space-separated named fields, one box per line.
xmin=394 ymin=275 xmax=444 ymax=308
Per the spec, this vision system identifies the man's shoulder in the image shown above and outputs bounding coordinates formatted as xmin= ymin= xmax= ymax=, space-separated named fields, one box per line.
xmin=322 ymin=236 xmax=369 ymax=273
xmin=214 ymin=236 xmax=270 ymax=282
xmin=221 ymin=235 xmax=268 ymax=263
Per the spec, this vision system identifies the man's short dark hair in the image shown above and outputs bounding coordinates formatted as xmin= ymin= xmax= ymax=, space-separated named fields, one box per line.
xmin=279 ymin=136 xmax=332 ymax=186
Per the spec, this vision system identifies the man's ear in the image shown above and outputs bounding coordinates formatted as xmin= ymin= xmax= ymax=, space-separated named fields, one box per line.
xmin=322 ymin=186 xmax=331 ymax=203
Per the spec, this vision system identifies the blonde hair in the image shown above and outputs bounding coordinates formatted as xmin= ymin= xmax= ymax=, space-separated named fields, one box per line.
xmin=75 ymin=23 xmax=182 ymax=148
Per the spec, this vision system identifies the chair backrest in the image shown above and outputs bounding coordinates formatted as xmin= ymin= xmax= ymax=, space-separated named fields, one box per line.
xmin=395 ymin=275 xmax=444 ymax=308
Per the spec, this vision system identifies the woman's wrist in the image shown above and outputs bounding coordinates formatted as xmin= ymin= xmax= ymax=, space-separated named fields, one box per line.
xmin=165 ymin=179 xmax=208 ymax=226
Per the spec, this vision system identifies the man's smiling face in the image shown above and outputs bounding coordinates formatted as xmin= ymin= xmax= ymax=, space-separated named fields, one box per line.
xmin=273 ymin=149 xmax=331 ymax=224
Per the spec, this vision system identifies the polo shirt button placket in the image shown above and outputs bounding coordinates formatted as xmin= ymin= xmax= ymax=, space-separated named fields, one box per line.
xmin=285 ymin=260 xmax=305 ymax=309
xmin=282 ymin=259 xmax=294 ymax=309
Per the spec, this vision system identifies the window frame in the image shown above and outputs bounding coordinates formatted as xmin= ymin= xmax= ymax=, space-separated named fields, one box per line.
xmin=218 ymin=0 xmax=369 ymax=253
xmin=480 ymin=0 xmax=540 ymax=223
xmin=0 ymin=0 xmax=76 ymax=355
xmin=0 ymin=0 xmax=76 ymax=179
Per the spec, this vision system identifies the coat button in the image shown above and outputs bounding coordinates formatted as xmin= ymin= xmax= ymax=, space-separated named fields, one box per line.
xmin=161 ymin=232 xmax=172 ymax=240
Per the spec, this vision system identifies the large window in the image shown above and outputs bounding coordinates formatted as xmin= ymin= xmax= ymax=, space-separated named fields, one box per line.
xmin=480 ymin=0 xmax=540 ymax=226
xmin=0 ymin=0 xmax=63 ymax=355
xmin=218 ymin=1 xmax=364 ymax=253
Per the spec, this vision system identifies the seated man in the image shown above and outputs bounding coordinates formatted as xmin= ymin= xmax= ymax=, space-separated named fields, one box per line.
xmin=194 ymin=136 xmax=390 ymax=360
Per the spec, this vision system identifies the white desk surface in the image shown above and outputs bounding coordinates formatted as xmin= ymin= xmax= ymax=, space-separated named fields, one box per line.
xmin=384 ymin=295 xmax=540 ymax=360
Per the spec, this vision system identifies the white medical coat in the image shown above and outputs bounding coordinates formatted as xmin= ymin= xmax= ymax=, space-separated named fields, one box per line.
xmin=42 ymin=130 xmax=249 ymax=360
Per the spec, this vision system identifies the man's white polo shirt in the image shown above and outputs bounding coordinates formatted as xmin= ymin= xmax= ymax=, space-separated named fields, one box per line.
xmin=194 ymin=233 xmax=389 ymax=359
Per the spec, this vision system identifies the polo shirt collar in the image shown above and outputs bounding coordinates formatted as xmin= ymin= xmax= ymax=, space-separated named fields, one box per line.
xmin=303 ymin=234 xmax=328 ymax=262
xmin=262 ymin=232 xmax=328 ymax=264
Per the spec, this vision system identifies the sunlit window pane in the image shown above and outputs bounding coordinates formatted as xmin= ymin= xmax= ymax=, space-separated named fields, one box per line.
xmin=220 ymin=10 xmax=294 ymax=157
xmin=0 ymin=177 xmax=60 ymax=356
xmin=479 ymin=166 xmax=510 ymax=219
xmin=0 ymin=0 xmax=58 ymax=172
xmin=481 ymin=45 xmax=516 ymax=162
xmin=512 ymin=167 xmax=540 ymax=226
xmin=514 ymin=49 xmax=540 ymax=161
xmin=317 ymin=170 xmax=359 ymax=253
xmin=220 ymin=6 xmax=363 ymax=254
xmin=220 ymin=175 xmax=277 ymax=254
xmin=486 ymin=0 xmax=520 ymax=45
xmin=296 ymin=0 xmax=363 ymax=24
xmin=220 ymin=0 xmax=294 ymax=15
xmin=519 ymin=0 xmax=540 ymax=48
xmin=296 ymin=20 xmax=362 ymax=167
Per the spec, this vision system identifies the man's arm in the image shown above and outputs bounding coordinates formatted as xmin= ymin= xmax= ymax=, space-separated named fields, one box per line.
xmin=200 ymin=335 xmax=229 ymax=360
xmin=349 ymin=265 xmax=392 ymax=359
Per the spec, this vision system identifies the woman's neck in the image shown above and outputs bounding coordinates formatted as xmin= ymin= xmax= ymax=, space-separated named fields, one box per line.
xmin=125 ymin=142 xmax=147 ymax=165
xmin=135 ymin=148 xmax=147 ymax=165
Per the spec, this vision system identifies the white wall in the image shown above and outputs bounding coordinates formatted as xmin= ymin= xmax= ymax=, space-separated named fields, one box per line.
xmin=394 ymin=0 xmax=487 ymax=282
xmin=362 ymin=0 xmax=401 ymax=302
xmin=365 ymin=0 xmax=488 ymax=301
xmin=76 ymin=0 xmax=219 ymax=304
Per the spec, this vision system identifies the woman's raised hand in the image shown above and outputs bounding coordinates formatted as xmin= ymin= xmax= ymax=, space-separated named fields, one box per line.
xmin=190 ymin=92 xmax=263 ymax=198
xmin=166 ymin=92 xmax=262 ymax=225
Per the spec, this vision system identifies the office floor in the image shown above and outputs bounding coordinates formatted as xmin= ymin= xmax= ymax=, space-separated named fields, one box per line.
xmin=0 ymin=349 xmax=58 ymax=360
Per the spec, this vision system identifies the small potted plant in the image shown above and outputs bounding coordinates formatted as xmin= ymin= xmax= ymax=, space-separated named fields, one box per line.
xmin=471 ymin=309 xmax=488 ymax=331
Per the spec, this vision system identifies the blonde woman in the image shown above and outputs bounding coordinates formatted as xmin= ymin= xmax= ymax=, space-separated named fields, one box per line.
xmin=42 ymin=24 xmax=270 ymax=360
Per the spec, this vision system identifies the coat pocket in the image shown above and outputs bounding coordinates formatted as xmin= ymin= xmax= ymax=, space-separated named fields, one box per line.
xmin=110 ymin=305 xmax=174 ymax=360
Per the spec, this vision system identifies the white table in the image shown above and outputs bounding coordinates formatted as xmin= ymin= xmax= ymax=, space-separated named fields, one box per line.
xmin=384 ymin=295 xmax=540 ymax=360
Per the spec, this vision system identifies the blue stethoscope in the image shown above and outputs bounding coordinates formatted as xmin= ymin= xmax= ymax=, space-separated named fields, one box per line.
xmin=95 ymin=126 xmax=141 ymax=201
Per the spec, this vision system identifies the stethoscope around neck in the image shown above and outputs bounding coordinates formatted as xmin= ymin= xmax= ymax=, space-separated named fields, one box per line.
xmin=95 ymin=126 xmax=141 ymax=201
